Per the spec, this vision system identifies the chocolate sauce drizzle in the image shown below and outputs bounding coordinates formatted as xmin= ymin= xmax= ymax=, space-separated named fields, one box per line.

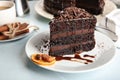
xmin=83 ymin=54 xmax=95 ymax=58
xmin=55 ymin=54 xmax=95 ymax=64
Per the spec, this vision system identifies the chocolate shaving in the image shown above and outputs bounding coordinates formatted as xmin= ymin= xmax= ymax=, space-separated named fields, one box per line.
xmin=53 ymin=7 xmax=94 ymax=21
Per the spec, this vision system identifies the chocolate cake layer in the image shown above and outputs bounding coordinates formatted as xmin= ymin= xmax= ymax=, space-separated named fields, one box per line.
xmin=44 ymin=0 xmax=105 ymax=15
xmin=49 ymin=7 xmax=97 ymax=56
xmin=50 ymin=41 xmax=95 ymax=56
xmin=50 ymin=19 xmax=96 ymax=34
xmin=50 ymin=33 xmax=94 ymax=46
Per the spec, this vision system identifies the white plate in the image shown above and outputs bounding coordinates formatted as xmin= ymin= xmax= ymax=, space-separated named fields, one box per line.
xmin=25 ymin=31 xmax=115 ymax=73
xmin=35 ymin=0 xmax=117 ymax=22
xmin=0 ymin=18 xmax=39 ymax=42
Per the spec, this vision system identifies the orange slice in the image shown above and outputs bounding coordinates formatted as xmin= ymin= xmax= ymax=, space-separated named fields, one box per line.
xmin=31 ymin=54 xmax=56 ymax=66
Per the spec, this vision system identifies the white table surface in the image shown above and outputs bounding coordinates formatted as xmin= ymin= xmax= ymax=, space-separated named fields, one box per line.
xmin=0 ymin=1 xmax=120 ymax=80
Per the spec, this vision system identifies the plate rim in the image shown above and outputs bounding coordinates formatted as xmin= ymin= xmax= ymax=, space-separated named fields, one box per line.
xmin=34 ymin=0 xmax=53 ymax=19
xmin=25 ymin=31 xmax=115 ymax=73
xmin=0 ymin=33 xmax=29 ymax=42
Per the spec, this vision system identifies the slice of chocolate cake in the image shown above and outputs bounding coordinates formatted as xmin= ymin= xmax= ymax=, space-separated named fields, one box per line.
xmin=49 ymin=7 xmax=97 ymax=56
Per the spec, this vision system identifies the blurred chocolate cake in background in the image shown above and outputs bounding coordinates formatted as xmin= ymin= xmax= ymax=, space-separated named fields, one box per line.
xmin=76 ymin=0 xmax=105 ymax=15
xmin=44 ymin=0 xmax=105 ymax=15
xmin=49 ymin=7 xmax=97 ymax=56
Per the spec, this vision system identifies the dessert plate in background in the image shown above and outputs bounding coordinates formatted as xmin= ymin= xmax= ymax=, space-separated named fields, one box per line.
xmin=25 ymin=31 xmax=115 ymax=73
xmin=35 ymin=0 xmax=53 ymax=19
xmin=35 ymin=0 xmax=117 ymax=22
xmin=0 ymin=18 xmax=39 ymax=42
